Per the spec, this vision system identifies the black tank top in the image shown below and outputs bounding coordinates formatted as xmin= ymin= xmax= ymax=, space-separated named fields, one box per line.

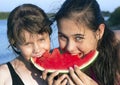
xmin=7 ymin=62 xmax=24 ymax=85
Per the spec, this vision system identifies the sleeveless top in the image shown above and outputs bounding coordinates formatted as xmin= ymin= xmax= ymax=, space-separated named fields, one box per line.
xmin=7 ymin=62 xmax=24 ymax=85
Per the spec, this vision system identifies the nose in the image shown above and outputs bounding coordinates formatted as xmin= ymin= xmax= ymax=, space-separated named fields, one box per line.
xmin=66 ymin=39 xmax=76 ymax=53
xmin=33 ymin=43 xmax=40 ymax=54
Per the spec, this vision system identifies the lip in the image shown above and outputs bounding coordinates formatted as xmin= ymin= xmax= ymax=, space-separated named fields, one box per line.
xmin=78 ymin=53 xmax=84 ymax=58
xmin=32 ymin=52 xmax=45 ymax=58
xmin=32 ymin=50 xmax=48 ymax=58
xmin=68 ymin=52 xmax=83 ymax=58
xmin=32 ymin=54 xmax=42 ymax=58
xmin=74 ymin=53 xmax=83 ymax=58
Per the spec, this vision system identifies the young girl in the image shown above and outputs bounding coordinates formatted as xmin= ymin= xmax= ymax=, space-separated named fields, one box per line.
xmin=45 ymin=0 xmax=120 ymax=85
xmin=0 ymin=4 xmax=52 ymax=85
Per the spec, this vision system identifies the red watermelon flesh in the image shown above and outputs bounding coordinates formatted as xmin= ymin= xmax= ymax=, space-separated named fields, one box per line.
xmin=31 ymin=48 xmax=99 ymax=73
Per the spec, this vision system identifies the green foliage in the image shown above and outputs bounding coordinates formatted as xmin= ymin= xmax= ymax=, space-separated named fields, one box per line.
xmin=0 ymin=12 xmax=54 ymax=20
xmin=102 ymin=11 xmax=111 ymax=17
xmin=108 ymin=7 xmax=120 ymax=26
xmin=0 ymin=12 xmax=9 ymax=19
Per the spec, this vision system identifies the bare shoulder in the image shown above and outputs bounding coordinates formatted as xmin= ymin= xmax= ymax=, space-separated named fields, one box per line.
xmin=113 ymin=30 xmax=120 ymax=41
xmin=0 ymin=63 xmax=9 ymax=72
xmin=0 ymin=63 xmax=11 ymax=84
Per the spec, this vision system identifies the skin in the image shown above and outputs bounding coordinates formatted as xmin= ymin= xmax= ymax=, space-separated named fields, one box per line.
xmin=18 ymin=30 xmax=51 ymax=59
xmin=57 ymin=19 xmax=102 ymax=56
xmin=0 ymin=30 xmax=50 ymax=85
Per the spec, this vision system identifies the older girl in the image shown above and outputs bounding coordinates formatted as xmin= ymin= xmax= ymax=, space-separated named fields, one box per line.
xmin=45 ymin=0 xmax=120 ymax=85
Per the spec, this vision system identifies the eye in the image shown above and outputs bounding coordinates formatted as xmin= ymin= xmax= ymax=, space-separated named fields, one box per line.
xmin=23 ymin=42 xmax=32 ymax=47
xmin=58 ymin=34 xmax=67 ymax=41
xmin=39 ymin=38 xmax=45 ymax=42
xmin=74 ymin=35 xmax=84 ymax=42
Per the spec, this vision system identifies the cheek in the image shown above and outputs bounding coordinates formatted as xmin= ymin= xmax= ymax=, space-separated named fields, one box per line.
xmin=44 ymin=42 xmax=50 ymax=50
xmin=87 ymin=35 xmax=98 ymax=49
xmin=41 ymin=39 xmax=51 ymax=51
xmin=81 ymin=42 xmax=96 ymax=51
xmin=83 ymin=32 xmax=98 ymax=50
xmin=20 ymin=47 xmax=33 ymax=60
xmin=80 ymin=39 xmax=98 ymax=52
xmin=76 ymin=39 xmax=98 ymax=54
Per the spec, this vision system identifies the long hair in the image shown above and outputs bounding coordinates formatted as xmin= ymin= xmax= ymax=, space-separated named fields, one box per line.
xmin=55 ymin=0 xmax=120 ymax=84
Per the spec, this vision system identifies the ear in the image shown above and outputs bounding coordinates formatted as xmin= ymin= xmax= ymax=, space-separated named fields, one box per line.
xmin=96 ymin=24 xmax=105 ymax=40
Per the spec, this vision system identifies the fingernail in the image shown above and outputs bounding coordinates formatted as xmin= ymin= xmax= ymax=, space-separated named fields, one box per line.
xmin=69 ymin=67 xmax=73 ymax=70
xmin=74 ymin=65 xmax=78 ymax=68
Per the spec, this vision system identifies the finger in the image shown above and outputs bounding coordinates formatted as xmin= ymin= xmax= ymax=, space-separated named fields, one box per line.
xmin=48 ymin=71 xmax=59 ymax=85
xmin=69 ymin=67 xmax=83 ymax=85
xmin=74 ymin=65 xmax=91 ymax=80
xmin=66 ymin=76 xmax=75 ymax=85
xmin=42 ymin=70 xmax=48 ymax=80
xmin=54 ymin=74 xmax=68 ymax=84
xmin=74 ymin=65 xmax=98 ymax=85
xmin=61 ymin=79 xmax=68 ymax=85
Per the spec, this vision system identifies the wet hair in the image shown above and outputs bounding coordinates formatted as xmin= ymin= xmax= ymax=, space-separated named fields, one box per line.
xmin=7 ymin=4 xmax=52 ymax=54
xmin=55 ymin=0 xmax=120 ymax=84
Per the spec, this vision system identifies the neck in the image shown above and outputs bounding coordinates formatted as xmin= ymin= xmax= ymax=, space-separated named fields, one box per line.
xmin=15 ymin=56 xmax=38 ymax=72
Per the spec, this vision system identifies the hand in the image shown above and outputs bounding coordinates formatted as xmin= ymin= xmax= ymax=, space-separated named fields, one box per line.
xmin=48 ymin=71 xmax=68 ymax=85
xmin=41 ymin=70 xmax=69 ymax=85
xmin=69 ymin=65 xmax=98 ymax=85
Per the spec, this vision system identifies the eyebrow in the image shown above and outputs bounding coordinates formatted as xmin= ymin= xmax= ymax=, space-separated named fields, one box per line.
xmin=58 ymin=32 xmax=84 ymax=37
xmin=74 ymin=34 xmax=84 ymax=37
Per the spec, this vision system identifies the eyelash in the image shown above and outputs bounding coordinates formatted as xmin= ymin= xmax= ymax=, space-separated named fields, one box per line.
xmin=58 ymin=35 xmax=67 ymax=41
xmin=75 ymin=36 xmax=84 ymax=42
xmin=58 ymin=34 xmax=85 ymax=42
xmin=39 ymin=38 xmax=45 ymax=41
xmin=23 ymin=38 xmax=45 ymax=46
xmin=24 ymin=42 xmax=32 ymax=46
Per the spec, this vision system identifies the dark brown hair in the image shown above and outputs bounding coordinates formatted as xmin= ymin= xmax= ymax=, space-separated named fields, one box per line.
xmin=7 ymin=4 xmax=52 ymax=54
xmin=55 ymin=0 xmax=120 ymax=84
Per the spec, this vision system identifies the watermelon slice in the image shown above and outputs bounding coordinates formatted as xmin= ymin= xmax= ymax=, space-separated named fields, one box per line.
xmin=31 ymin=48 xmax=99 ymax=73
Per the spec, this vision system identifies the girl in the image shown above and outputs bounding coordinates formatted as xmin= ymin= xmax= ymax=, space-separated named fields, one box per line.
xmin=45 ymin=0 xmax=120 ymax=85
xmin=0 ymin=4 xmax=52 ymax=85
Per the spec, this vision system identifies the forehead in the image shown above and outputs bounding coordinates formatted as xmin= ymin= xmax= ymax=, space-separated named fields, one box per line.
xmin=58 ymin=18 xmax=87 ymax=35
xmin=19 ymin=30 xmax=46 ymax=44
xmin=22 ymin=30 xmax=47 ymax=39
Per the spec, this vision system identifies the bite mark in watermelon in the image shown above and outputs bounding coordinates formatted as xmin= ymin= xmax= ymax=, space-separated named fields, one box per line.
xmin=31 ymin=48 xmax=99 ymax=73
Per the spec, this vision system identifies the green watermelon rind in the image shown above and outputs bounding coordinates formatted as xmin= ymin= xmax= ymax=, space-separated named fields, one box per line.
xmin=78 ymin=51 xmax=99 ymax=70
xmin=31 ymin=51 xmax=99 ymax=73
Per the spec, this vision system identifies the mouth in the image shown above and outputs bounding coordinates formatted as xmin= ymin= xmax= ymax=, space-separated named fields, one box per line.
xmin=33 ymin=54 xmax=43 ymax=58
xmin=32 ymin=50 xmax=47 ymax=58
xmin=67 ymin=52 xmax=83 ymax=58
xmin=77 ymin=53 xmax=84 ymax=58
xmin=59 ymin=50 xmax=85 ymax=58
